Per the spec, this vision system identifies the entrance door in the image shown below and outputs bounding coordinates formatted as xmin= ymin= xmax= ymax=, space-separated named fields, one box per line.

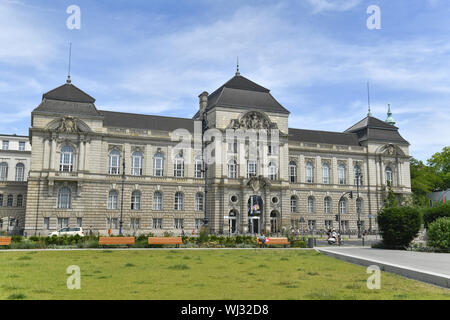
xmin=229 ymin=210 xmax=238 ymax=235
xmin=248 ymin=217 xmax=260 ymax=234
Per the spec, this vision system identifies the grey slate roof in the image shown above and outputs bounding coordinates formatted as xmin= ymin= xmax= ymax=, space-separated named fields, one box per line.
xmin=345 ymin=116 xmax=409 ymax=145
xmin=100 ymin=110 xmax=195 ymax=132
xmin=42 ymin=81 xmax=96 ymax=103
xmin=289 ymin=128 xmax=360 ymax=146
xmin=205 ymin=75 xmax=290 ymax=115
xmin=33 ymin=81 xmax=102 ymax=118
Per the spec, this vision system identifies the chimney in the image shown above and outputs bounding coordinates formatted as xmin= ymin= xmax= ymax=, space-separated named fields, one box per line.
xmin=198 ymin=91 xmax=209 ymax=114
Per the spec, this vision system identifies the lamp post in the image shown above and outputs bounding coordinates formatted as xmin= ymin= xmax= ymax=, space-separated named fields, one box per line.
xmin=119 ymin=157 xmax=125 ymax=236
xmin=201 ymin=116 xmax=209 ymax=229
xmin=356 ymin=172 xmax=363 ymax=239
xmin=338 ymin=191 xmax=353 ymax=246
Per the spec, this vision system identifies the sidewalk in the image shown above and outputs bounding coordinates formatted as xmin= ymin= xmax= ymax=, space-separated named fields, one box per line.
xmin=317 ymin=247 xmax=450 ymax=289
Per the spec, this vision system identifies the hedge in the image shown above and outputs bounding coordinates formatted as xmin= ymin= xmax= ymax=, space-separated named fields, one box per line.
xmin=422 ymin=203 xmax=450 ymax=228
xmin=377 ymin=206 xmax=422 ymax=249
xmin=427 ymin=217 xmax=450 ymax=252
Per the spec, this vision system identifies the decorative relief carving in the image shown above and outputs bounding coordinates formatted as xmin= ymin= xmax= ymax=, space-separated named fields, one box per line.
xmin=229 ymin=111 xmax=278 ymax=130
xmin=247 ymin=175 xmax=271 ymax=192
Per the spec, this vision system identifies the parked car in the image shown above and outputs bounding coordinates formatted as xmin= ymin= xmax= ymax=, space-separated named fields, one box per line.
xmin=48 ymin=227 xmax=85 ymax=237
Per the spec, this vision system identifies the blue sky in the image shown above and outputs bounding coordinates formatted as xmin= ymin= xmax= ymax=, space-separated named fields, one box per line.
xmin=0 ymin=0 xmax=449 ymax=161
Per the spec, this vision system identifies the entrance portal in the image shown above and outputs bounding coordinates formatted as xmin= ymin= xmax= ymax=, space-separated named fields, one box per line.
xmin=229 ymin=210 xmax=237 ymax=235
xmin=248 ymin=195 xmax=263 ymax=234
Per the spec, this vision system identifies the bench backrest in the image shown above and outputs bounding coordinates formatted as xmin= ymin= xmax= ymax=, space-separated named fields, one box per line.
xmin=148 ymin=237 xmax=183 ymax=245
xmin=0 ymin=237 xmax=12 ymax=246
xmin=268 ymin=237 xmax=290 ymax=244
xmin=98 ymin=237 xmax=135 ymax=245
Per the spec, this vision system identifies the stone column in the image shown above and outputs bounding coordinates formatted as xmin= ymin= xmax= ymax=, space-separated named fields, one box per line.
xmin=78 ymin=139 xmax=85 ymax=171
xmin=42 ymin=138 xmax=50 ymax=170
xmin=50 ymin=138 xmax=57 ymax=171
xmin=264 ymin=187 xmax=271 ymax=234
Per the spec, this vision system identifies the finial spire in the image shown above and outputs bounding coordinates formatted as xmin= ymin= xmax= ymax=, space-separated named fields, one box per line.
xmin=67 ymin=42 xmax=72 ymax=84
xmin=236 ymin=56 xmax=240 ymax=76
xmin=367 ymin=82 xmax=372 ymax=117
xmin=385 ymin=104 xmax=396 ymax=125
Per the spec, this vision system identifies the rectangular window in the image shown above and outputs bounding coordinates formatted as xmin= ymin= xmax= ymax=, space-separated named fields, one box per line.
xmin=154 ymin=156 xmax=163 ymax=177
xmin=0 ymin=194 xmax=3 ymax=207
xmin=19 ymin=141 xmax=25 ymax=151
xmin=247 ymin=160 xmax=257 ymax=178
xmin=174 ymin=218 xmax=184 ymax=229
xmin=268 ymin=145 xmax=278 ymax=155
xmin=325 ymin=220 xmax=333 ymax=230
xmin=44 ymin=217 xmax=50 ymax=230
xmin=228 ymin=142 xmax=238 ymax=153
xmin=341 ymin=220 xmax=349 ymax=232
xmin=152 ymin=218 xmax=162 ymax=229
xmin=58 ymin=218 xmax=69 ymax=229
xmin=195 ymin=219 xmax=203 ymax=229
xmin=174 ymin=158 xmax=184 ymax=178
xmin=2 ymin=141 xmax=9 ymax=150
xmin=308 ymin=220 xmax=316 ymax=231
xmin=77 ymin=218 xmax=82 ymax=228
xmin=130 ymin=218 xmax=140 ymax=229
xmin=9 ymin=218 xmax=16 ymax=227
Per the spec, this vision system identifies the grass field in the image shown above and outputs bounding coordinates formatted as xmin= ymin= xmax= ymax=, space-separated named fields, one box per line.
xmin=0 ymin=249 xmax=448 ymax=300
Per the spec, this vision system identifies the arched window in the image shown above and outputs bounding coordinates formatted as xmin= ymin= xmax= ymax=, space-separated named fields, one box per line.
xmin=174 ymin=153 xmax=184 ymax=178
xmin=307 ymin=196 xmax=315 ymax=213
xmin=356 ymin=198 xmax=363 ymax=215
xmin=338 ymin=164 xmax=346 ymax=185
xmin=354 ymin=165 xmax=363 ymax=186
xmin=153 ymin=152 xmax=164 ymax=176
xmin=194 ymin=157 xmax=204 ymax=178
xmin=109 ymin=149 xmax=121 ymax=175
xmin=0 ymin=162 xmax=8 ymax=181
xmin=7 ymin=194 xmax=13 ymax=207
xmin=153 ymin=191 xmax=162 ymax=210
xmin=339 ymin=198 xmax=347 ymax=214
xmin=290 ymin=196 xmax=298 ymax=213
xmin=16 ymin=194 xmax=23 ymax=207
xmin=289 ymin=161 xmax=297 ymax=183
xmin=322 ymin=163 xmax=330 ymax=184
xmin=324 ymin=196 xmax=331 ymax=214
xmin=108 ymin=190 xmax=118 ymax=210
xmin=60 ymin=146 xmax=74 ymax=172
xmin=195 ymin=193 xmax=204 ymax=211
xmin=15 ymin=163 xmax=25 ymax=182
xmin=174 ymin=192 xmax=184 ymax=211
xmin=385 ymin=166 xmax=393 ymax=186
xmin=228 ymin=160 xmax=237 ymax=179
xmin=58 ymin=187 xmax=71 ymax=209
xmin=306 ymin=162 xmax=314 ymax=183
xmin=247 ymin=160 xmax=257 ymax=178
xmin=268 ymin=162 xmax=277 ymax=180
xmin=131 ymin=191 xmax=141 ymax=210
xmin=131 ymin=151 xmax=143 ymax=176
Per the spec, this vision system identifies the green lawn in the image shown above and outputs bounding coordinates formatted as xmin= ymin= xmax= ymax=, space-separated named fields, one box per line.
xmin=0 ymin=249 xmax=448 ymax=300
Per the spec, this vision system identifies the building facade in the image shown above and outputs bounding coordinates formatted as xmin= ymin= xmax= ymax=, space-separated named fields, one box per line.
xmin=6 ymin=71 xmax=411 ymax=236
xmin=0 ymin=134 xmax=31 ymax=233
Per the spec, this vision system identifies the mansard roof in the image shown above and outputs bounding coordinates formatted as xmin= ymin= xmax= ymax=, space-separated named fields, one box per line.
xmin=42 ymin=79 xmax=96 ymax=103
xmin=345 ymin=116 xmax=409 ymax=145
xmin=289 ymin=128 xmax=360 ymax=146
xmin=205 ymin=74 xmax=290 ymax=115
xmin=33 ymin=79 xmax=102 ymax=118
xmin=100 ymin=110 xmax=195 ymax=132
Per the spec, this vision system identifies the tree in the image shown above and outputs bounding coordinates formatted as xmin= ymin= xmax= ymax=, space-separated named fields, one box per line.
xmin=409 ymin=158 xmax=441 ymax=206
xmin=427 ymin=146 xmax=450 ymax=191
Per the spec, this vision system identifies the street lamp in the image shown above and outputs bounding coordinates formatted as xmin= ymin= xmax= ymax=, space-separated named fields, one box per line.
xmin=201 ymin=116 xmax=209 ymax=229
xmin=338 ymin=191 xmax=353 ymax=246
xmin=356 ymin=172 xmax=363 ymax=238
xmin=119 ymin=157 xmax=125 ymax=236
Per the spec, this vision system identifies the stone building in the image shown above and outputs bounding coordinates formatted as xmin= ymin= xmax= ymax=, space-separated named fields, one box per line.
xmin=0 ymin=134 xmax=31 ymax=233
xmin=16 ymin=71 xmax=411 ymax=236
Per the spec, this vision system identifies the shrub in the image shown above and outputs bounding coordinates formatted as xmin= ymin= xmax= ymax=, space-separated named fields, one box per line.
xmin=377 ymin=206 xmax=422 ymax=249
xmin=422 ymin=203 xmax=450 ymax=228
xmin=11 ymin=236 xmax=24 ymax=243
xmin=427 ymin=217 xmax=450 ymax=251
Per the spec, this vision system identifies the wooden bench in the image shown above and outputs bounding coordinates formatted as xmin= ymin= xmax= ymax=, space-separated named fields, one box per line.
xmin=98 ymin=237 xmax=135 ymax=247
xmin=0 ymin=237 xmax=12 ymax=246
xmin=148 ymin=237 xmax=183 ymax=248
xmin=257 ymin=237 xmax=290 ymax=247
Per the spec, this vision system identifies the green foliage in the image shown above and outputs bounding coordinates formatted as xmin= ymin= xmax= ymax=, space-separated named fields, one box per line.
xmin=427 ymin=217 xmax=450 ymax=251
xmin=422 ymin=203 xmax=450 ymax=228
xmin=11 ymin=236 xmax=24 ymax=243
xmin=377 ymin=206 xmax=422 ymax=249
xmin=384 ymin=182 xmax=398 ymax=208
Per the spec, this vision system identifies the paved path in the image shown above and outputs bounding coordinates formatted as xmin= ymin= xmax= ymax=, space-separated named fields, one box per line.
xmin=317 ymin=247 xmax=450 ymax=288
